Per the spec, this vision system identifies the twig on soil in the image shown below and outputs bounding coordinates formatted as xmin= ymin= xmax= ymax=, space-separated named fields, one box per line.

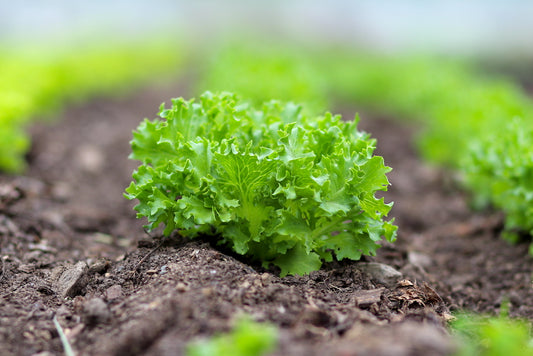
xmin=53 ymin=314 xmax=76 ymax=356
xmin=131 ymin=236 xmax=166 ymax=274
xmin=0 ymin=256 xmax=6 ymax=283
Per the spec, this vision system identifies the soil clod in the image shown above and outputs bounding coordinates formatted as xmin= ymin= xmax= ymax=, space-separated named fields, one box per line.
xmin=55 ymin=261 xmax=89 ymax=298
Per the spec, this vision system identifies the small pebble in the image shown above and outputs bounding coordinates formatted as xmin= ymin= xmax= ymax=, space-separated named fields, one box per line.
xmin=56 ymin=262 xmax=88 ymax=298
xmin=88 ymin=259 xmax=111 ymax=275
xmin=176 ymin=283 xmax=188 ymax=293
xmin=159 ymin=265 xmax=168 ymax=275
xmin=105 ymin=285 xmax=123 ymax=300
xmin=354 ymin=262 xmax=403 ymax=287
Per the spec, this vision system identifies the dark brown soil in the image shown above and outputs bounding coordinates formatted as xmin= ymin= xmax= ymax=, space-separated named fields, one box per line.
xmin=1 ymin=84 xmax=532 ymax=356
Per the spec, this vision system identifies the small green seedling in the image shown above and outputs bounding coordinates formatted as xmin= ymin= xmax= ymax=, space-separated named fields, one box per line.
xmin=451 ymin=305 xmax=533 ymax=356
xmin=186 ymin=317 xmax=277 ymax=356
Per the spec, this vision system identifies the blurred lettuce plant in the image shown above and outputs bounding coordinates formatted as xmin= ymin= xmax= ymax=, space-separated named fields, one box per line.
xmin=0 ymin=40 xmax=183 ymax=173
xmin=451 ymin=305 xmax=533 ymax=356
xmin=186 ymin=316 xmax=277 ymax=356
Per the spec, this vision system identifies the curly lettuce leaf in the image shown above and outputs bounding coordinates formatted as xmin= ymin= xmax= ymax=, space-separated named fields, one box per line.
xmin=126 ymin=91 xmax=396 ymax=276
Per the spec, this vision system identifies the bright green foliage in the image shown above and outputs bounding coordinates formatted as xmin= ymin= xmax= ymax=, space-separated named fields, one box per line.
xmin=324 ymin=52 xmax=533 ymax=166
xmin=126 ymin=91 xmax=396 ymax=276
xmin=186 ymin=317 xmax=277 ymax=356
xmin=452 ymin=312 xmax=533 ymax=356
xmin=0 ymin=121 xmax=28 ymax=173
xmin=0 ymin=41 xmax=182 ymax=173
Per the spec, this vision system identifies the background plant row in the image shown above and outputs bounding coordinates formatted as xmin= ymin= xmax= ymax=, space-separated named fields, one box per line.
xmin=0 ymin=41 xmax=182 ymax=172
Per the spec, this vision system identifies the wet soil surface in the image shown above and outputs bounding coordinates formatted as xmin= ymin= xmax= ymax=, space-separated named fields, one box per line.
xmin=1 ymin=86 xmax=532 ymax=356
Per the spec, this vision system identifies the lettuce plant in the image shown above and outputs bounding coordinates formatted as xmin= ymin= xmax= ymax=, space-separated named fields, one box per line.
xmin=126 ymin=91 xmax=396 ymax=276
xmin=465 ymin=118 xmax=533 ymax=240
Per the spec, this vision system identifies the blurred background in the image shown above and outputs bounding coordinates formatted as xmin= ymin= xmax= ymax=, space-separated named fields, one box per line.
xmin=2 ymin=0 xmax=533 ymax=58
